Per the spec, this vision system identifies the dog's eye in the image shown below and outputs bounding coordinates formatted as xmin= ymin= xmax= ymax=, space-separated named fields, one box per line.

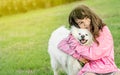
xmin=85 ymin=34 xmax=88 ymax=36
xmin=79 ymin=33 xmax=81 ymax=35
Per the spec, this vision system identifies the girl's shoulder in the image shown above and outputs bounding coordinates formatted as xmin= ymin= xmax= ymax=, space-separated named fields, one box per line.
xmin=100 ymin=26 xmax=111 ymax=34
xmin=102 ymin=26 xmax=109 ymax=30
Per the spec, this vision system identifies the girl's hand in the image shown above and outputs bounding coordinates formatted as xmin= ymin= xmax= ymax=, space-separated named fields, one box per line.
xmin=79 ymin=58 xmax=89 ymax=64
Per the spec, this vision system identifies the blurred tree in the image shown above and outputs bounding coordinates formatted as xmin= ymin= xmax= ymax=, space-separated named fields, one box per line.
xmin=0 ymin=0 xmax=80 ymax=16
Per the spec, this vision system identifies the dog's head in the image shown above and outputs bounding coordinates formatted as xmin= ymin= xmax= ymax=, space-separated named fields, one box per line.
xmin=71 ymin=26 xmax=93 ymax=46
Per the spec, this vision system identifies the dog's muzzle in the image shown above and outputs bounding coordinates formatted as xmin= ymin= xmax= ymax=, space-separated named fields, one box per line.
xmin=79 ymin=39 xmax=88 ymax=44
xmin=79 ymin=35 xmax=88 ymax=44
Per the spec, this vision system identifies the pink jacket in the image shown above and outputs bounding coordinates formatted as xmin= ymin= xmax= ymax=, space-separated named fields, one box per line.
xmin=58 ymin=26 xmax=119 ymax=75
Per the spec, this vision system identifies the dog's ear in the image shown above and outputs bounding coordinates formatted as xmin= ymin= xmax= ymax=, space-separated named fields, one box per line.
xmin=70 ymin=26 xmax=79 ymax=32
xmin=70 ymin=26 xmax=79 ymax=39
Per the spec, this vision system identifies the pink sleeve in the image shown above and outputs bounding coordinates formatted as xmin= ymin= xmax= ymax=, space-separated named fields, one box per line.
xmin=58 ymin=34 xmax=83 ymax=60
xmin=75 ymin=26 xmax=114 ymax=60
xmin=58 ymin=26 xmax=113 ymax=60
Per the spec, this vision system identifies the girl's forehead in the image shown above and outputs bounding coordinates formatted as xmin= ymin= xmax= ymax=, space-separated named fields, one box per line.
xmin=75 ymin=18 xmax=84 ymax=22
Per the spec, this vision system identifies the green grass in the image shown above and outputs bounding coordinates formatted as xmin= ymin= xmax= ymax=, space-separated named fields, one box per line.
xmin=0 ymin=0 xmax=120 ymax=75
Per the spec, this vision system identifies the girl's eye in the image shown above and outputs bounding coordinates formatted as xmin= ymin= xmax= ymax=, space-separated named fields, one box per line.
xmin=78 ymin=22 xmax=83 ymax=26
xmin=78 ymin=22 xmax=83 ymax=24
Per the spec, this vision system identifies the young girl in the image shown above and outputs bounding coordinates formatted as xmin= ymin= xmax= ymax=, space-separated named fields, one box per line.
xmin=58 ymin=5 xmax=120 ymax=75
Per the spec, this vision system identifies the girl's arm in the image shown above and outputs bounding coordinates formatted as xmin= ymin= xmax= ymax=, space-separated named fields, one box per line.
xmin=58 ymin=26 xmax=113 ymax=60
xmin=57 ymin=34 xmax=83 ymax=60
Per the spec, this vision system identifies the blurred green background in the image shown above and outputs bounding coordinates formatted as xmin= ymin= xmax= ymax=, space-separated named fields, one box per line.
xmin=0 ymin=0 xmax=120 ymax=75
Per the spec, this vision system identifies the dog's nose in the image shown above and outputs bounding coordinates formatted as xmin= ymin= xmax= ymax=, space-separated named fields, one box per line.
xmin=81 ymin=35 xmax=85 ymax=39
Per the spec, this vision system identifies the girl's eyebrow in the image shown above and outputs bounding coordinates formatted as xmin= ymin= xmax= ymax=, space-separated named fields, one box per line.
xmin=77 ymin=20 xmax=82 ymax=23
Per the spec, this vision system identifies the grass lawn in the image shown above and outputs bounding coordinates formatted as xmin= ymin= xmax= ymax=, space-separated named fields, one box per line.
xmin=0 ymin=0 xmax=120 ymax=75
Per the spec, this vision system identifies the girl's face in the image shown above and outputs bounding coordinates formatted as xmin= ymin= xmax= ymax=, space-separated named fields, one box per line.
xmin=75 ymin=17 xmax=91 ymax=31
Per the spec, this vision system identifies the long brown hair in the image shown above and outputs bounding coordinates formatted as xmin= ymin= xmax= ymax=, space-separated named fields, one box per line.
xmin=69 ymin=5 xmax=106 ymax=45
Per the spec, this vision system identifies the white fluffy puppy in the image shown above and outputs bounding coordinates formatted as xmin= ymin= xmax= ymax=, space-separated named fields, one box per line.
xmin=48 ymin=26 xmax=93 ymax=75
xmin=71 ymin=26 xmax=93 ymax=46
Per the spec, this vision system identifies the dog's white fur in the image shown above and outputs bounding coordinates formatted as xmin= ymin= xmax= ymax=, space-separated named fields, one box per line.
xmin=71 ymin=26 xmax=93 ymax=46
xmin=48 ymin=26 xmax=93 ymax=75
